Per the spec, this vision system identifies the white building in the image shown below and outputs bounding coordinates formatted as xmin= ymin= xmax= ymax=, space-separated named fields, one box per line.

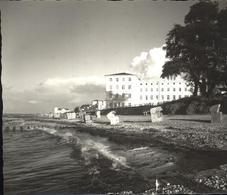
xmin=66 ymin=111 xmax=76 ymax=120
xmin=91 ymin=100 xmax=107 ymax=110
xmin=53 ymin=107 xmax=71 ymax=118
xmin=105 ymin=72 xmax=192 ymax=108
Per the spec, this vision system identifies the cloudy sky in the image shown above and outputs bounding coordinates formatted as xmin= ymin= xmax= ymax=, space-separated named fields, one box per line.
xmin=1 ymin=0 xmax=226 ymax=113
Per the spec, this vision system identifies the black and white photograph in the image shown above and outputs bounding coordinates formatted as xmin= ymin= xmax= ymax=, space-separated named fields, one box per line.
xmin=1 ymin=0 xmax=227 ymax=194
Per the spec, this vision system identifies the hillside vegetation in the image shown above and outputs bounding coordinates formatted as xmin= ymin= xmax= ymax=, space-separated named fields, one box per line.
xmin=100 ymin=96 xmax=227 ymax=115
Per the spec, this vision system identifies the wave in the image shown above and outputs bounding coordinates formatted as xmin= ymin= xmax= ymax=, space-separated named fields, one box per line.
xmin=37 ymin=127 xmax=129 ymax=169
xmin=130 ymin=147 xmax=149 ymax=151
xmin=37 ymin=127 xmax=76 ymax=145
xmin=80 ymin=139 xmax=130 ymax=169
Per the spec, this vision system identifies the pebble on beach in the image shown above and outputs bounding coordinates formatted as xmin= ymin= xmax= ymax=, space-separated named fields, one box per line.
xmin=194 ymin=165 xmax=227 ymax=191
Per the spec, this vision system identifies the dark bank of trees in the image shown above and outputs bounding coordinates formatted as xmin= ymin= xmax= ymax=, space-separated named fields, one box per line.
xmin=162 ymin=1 xmax=227 ymax=97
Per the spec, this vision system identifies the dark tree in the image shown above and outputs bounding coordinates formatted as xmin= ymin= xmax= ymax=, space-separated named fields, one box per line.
xmin=74 ymin=106 xmax=80 ymax=113
xmin=162 ymin=1 xmax=227 ymax=97
xmin=217 ymin=7 xmax=227 ymax=87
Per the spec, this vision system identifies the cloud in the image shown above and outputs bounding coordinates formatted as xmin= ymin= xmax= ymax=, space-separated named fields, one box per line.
xmin=130 ymin=45 xmax=168 ymax=79
xmin=35 ymin=76 xmax=105 ymax=93
xmin=3 ymin=76 xmax=106 ymax=114
xmin=40 ymin=76 xmax=105 ymax=87
xmin=70 ymin=84 xmax=105 ymax=94
xmin=28 ymin=100 xmax=39 ymax=104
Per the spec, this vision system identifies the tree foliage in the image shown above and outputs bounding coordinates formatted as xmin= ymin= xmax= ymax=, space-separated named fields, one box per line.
xmin=74 ymin=106 xmax=80 ymax=113
xmin=162 ymin=1 xmax=227 ymax=97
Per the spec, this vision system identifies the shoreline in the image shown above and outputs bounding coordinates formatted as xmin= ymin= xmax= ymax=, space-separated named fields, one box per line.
xmin=3 ymin=114 xmax=227 ymax=193
xmin=67 ymin=115 xmax=227 ymax=152
xmin=4 ymin=114 xmax=227 ymax=151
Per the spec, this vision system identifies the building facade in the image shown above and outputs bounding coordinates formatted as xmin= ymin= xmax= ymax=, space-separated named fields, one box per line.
xmin=66 ymin=111 xmax=76 ymax=120
xmin=105 ymin=72 xmax=192 ymax=108
xmin=91 ymin=100 xmax=107 ymax=110
xmin=53 ymin=107 xmax=71 ymax=118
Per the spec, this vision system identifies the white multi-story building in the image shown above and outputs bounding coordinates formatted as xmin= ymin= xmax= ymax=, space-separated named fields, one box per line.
xmin=105 ymin=72 xmax=192 ymax=108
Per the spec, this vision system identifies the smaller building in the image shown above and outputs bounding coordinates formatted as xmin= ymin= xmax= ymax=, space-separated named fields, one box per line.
xmin=91 ymin=100 xmax=107 ymax=110
xmin=53 ymin=107 xmax=71 ymax=119
xmin=38 ymin=112 xmax=53 ymax=118
xmin=47 ymin=112 xmax=54 ymax=118
xmin=66 ymin=111 xmax=76 ymax=120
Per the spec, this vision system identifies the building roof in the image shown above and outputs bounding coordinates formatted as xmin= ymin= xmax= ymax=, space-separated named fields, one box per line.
xmin=104 ymin=72 xmax=136 ymax=76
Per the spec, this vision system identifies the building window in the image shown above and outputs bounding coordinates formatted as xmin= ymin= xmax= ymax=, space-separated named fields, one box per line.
xmin=161 ymin=95 xmax=164 ymax=100
xmin=185 ymin=88 xmax=187 ymax=91
xmin=173 ymin=88 xmax=175 ymax=92
xmin=128 ymin=85 xmax=131 ymax=89
xmin=173 ymin=82 xmax=175 ymax=85
xmin=173 ymin=95 xmax=176 ymax=100
xmin=116 ymin=85 xmax=119 ymax=89
xmin=140 ymin=95 xmax=142 ymax=100
xmin=179 ymin=88 xmax=181 ymax=91
xmin=167 ymin=88 xmax=170 ymax=91
xmin=150 ymin=95 xmax=153 ymax=100
xmin=156 ymin=88 xmax=158 ymax=91
xmin=128 ymin=93 xmax=131 ymax=98
xmin=122 ymin=85 xmax=125 ymax=90
xmin=156 ymin=82 xmax=159 ymax=85
xmin=151 ymin=88 xmax=153 ymax=92
xmin=116 ymin=94 xmax=119 ymax=98
xmin=128 ymin=77 xmax=131 ymax=81
xmin=161 ymin=88 xmax=164 ymax=92
xmin=122 ymin=102 xmax=125 ymax=107
xmin=116 ymin=78 xmax=119 ymax=82
xmin=167 ymin=95 xmax=170 ymax=100
xmin=145 ymin=95 xmax=148 ymax=100
xmin=145 ymin=88 xmax=148 ymax=92
xmin=110 ymin=85 xmax=112 ymax=90
xmin=140 ymin=83 xmax=142 ymax=85
xmin=140 ymin=88 xmax=142 ymax=92
xmin=156 ymin=95 xmax=159 ymax=100
xmin=122 ymin=78 xmax=125 ymax=81
xmin=109 ymin=78 xmax=112 ymax=81
xmin=146 ymin=83 xmax=148 ymax=85
xmin=179 ymin=95 xmax=181 ymax=99
xmin=162 ymin=83 xmax=164 ymax=85
xmin=167 ymin=83 xmax=169 ymax=85
xmin=122 ymin=93 xmax=125 ymax=98
xmin=151 ymin=83 xmax=153 ymax=85
xmin=179 ymin=82 xmax=181 ymax=84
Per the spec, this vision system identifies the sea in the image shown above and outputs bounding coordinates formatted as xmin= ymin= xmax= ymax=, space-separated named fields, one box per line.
xmin=3 ymin=116 xmax=227 ymax=194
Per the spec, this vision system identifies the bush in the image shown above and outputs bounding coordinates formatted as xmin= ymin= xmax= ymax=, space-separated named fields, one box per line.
xmin=100 ymin=105 xmax=151 ymax=115
xmin=99 ymin=96 xmax=226 ymax=115
xmin=186 ymin=101 xmax=209 ymax=114
xmin=162 ymin=102 xmax=187 ymax=114
xmin=162 ymin=96 xmax=223 ymax=115
xmin=221 ymin=96 xmax=227 ymax=114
